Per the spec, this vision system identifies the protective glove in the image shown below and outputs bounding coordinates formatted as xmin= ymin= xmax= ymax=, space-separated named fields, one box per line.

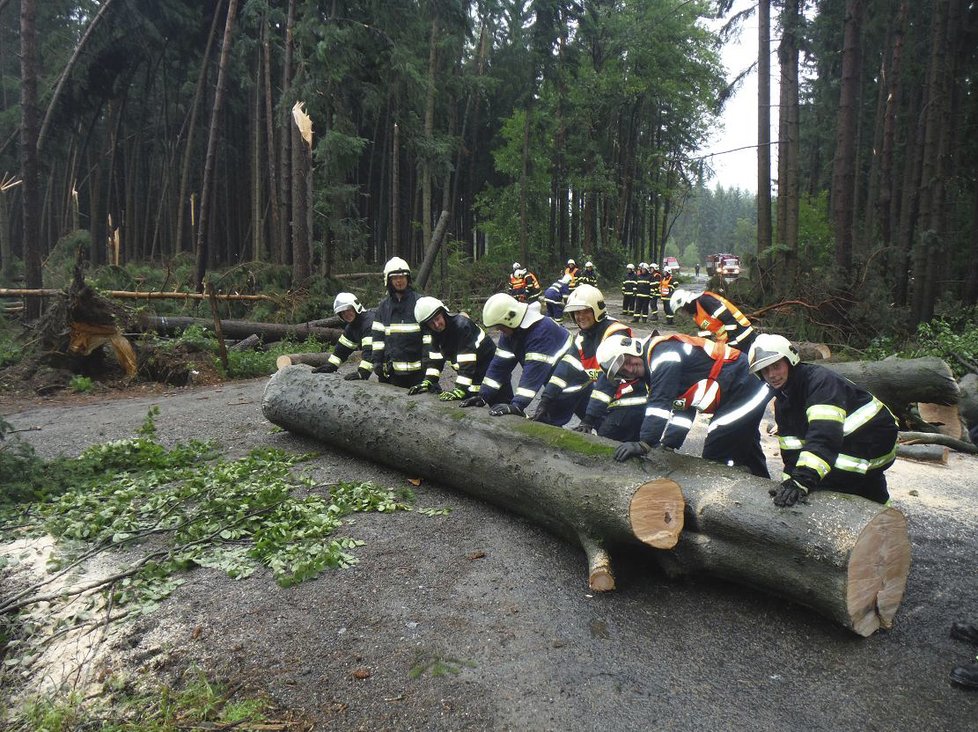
xmin=408 ymin=380 xmax=436 ymax=396
xmin=459 ymin=396 xmax=487 ymax=408
xmin=573 ymin=420 xmax=596 ymax=435
xmin=489 ymin=403 xmax=526 ymax=417
xmin=531 ymin=400 xmax=554 ymax=423
xmin=614 ymin=441 xmax=649 ymax=462
xmin=312 ymin=363 xmax=337 ymax=374
xmin=772 ymin=478 xmax=809 ymax=507
xmin=439 ymin=387 xmax=468 ymax=401
xmin=344 ymin=369 xmax=369 ymax=381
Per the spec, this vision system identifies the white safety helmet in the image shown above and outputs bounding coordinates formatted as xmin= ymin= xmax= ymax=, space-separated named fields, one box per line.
xmin=512 ymin=261 xmax=522 ymax=271
xmin=483 ymin=293 xmax=528 ymax=329
xmin=567 ymin=259 xmax=576 ymax=267
xmin=414 ymin=296 xmax=448 ymax=326
xmin=626 ymin=263 xmax=635 ymax=271
xmin=671 ymin=289 xmax=699 ymax=311
xmin=596 ymin=334 xmax=645 ymax=382
xmin=584 ymin=261 xmax=594 ymax=269
xmin=650 ymin=262 xmax=659 ymax=270
xmin=748 ymin=333 xmax=800 ymax=374
xmin=383 ymin=256 xmax=411 ymax=284
xmin=563 ymin=284 xmax=606 ymax=321
xmin=638 ymin=262 xmax=648 ymax=270
xmin=514 ymin=268 xmax=527 ymax=278
xmin=333 ymin=292 xmax=364 ymax=315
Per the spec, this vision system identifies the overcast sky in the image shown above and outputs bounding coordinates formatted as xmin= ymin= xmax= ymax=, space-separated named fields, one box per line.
xmin=698 ymin=1 xmax=779 ymax=193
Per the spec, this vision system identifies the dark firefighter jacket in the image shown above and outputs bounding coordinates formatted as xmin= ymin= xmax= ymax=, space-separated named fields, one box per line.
xmin=327 ymin=309 xmax=376 ymax=377
xmin=371 ymin=288 xmax=429 ymax=380
xmin=422 ymin=313 xmax=496 ymax=395
xmin=634 ymin=271 xmax=652 ymax=299
xmin=693 ymin=291 xmax=756 ymax=350
xmin=621 ymin=269 xmax=636 ymax=297
xmin=541 ymin=316 xmax=629 ymax=405
xmin=772 ymin=362 xmax=898 ymax=490
xmin=480 ymin=316 xmax=575 ymax=411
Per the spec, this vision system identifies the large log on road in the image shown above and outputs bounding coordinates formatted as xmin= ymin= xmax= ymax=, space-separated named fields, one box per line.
xmin=822 ymin=357 xmax=958 ymax=413
xmin=262 ymin=367 xmax=911 ymax=636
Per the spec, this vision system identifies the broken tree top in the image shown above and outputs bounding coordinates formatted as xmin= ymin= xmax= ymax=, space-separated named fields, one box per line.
xmin=262 ymin=367 xmax=911 ymax=637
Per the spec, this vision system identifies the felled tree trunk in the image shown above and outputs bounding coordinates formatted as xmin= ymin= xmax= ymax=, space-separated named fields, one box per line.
xmin=263 ymin=367 xmax=911 ymax=636
xmin=138 ymin=314 xmax=341 ymax=344
xmin=275 ymin=352 xmax=331 ymax=369
xmin=824 ymin=357 xmax=958 ymax=414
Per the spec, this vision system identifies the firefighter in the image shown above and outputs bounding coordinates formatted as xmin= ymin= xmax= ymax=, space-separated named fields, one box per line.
xmin=648 ymin=262 xmax=662 ymax=321
xmin=596 ymin=333 xmax=772 ymax=477
xmin=671 ymin=289 xmax=758 ymax=352
xmin=312 ymin=292 xmax=374 ymax=380
xmin=410 ymin=296 xmax=496 ymax=400
xmin=659 ymin=269 xmax=676 ymax=324
xmin=530 ymin=285 xmax=628 ymax=426
xmin=508 ymin=263 xmax=528 ymax=302
xmin=578 ymin=261 xmax=598 ymax=287
xmin=621 ymin=263 xmax=636 ymax=317
xmin=558 ymin=286 xmax=649 ymax=441
xmin=370 ymin=257 xmax=428 ymax=389
xmin=747 ymin=334 xmax=898 ymax=506
xmin=949 ymin=621 xmax=978 ymax=689
xmin=460 ymin=293 xmax=579 ymax=425
xmin=543 ymin=274 xmax=572 ymax=320
xmin=523 ymin=268 xmax=542 ymax=302
xmin=632 ymin=263 xmax=651 ymax=323
xmin=564 ymin=258 xmax=580 ymax=297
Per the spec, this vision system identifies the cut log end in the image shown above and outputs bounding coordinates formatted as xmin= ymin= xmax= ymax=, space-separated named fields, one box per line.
xmin=628 ymin=479 xmax=685 ymax=549
xmin=579 ymin=535 xmax=616 ymax=592
xmin=846 ymin=508 xmax=912 ymax=637
xmin=275 ymin=354 xmax=294 ymax=370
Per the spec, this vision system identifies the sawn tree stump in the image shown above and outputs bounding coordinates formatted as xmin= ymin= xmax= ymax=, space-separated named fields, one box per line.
xmin=262 ymin=366 xmax=911 ymax=637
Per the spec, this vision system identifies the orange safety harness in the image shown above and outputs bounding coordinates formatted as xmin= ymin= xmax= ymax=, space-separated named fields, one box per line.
xmin=645 ymin=333 xmax=740 ymax=413
xmin=694 ymin=293 xmax=751 ymax=343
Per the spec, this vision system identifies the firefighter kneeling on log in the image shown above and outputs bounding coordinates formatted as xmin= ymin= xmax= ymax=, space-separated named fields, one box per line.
xmin=312 ymin=293 xmax=374 ymax=380
xmin=461 ymin=293 xmax=581 ymax=424
xmin=747 ymin=334 xmax=898 ymax=506
xmin=409 ymin=296 xmax=496 ymax=400
xmin=596 ymin=333 xmax=772 ymax=477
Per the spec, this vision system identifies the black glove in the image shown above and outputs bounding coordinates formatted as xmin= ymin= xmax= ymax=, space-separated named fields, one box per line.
xmin=573 ymin=420 xmax=596 ymax=434
xmin=408 ymin=379 xmax=436 ymax=395
xmin=489 ymin=403 xmax=526 ymax=417
xmin=531 ymin=400 xmax=553 ymax=422
xmin=344 ymin=369 xmax=369 ymax=381
xmin=459 ymin=396 xmax=486 ymax=408
xmin=773 ymin=478 xmax=809 ymax=507
xmin=312 ymin=363 xmax=337 ymax=374
xmin=614 ymin=441 xmax=649 ymax=462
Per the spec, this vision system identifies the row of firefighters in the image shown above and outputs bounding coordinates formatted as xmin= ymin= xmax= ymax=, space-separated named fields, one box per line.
xmin=315 ymin=256 xmax=899 ymax=509
xmin=510 ymin=260 xmax=678 ymax=325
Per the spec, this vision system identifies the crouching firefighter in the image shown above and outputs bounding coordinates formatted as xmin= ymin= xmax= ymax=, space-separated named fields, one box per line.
xmin=312 ymin=292 xmax=374 ymax=380
xmin=747 ymin=334 xmax=898 ymax=506
xmin=409 ymin=296 xmax=496 ymax=400
xmin=461 ymin=293 xmax=579 ymax=424
xmin=596 ymin=333 xmax=773 ymax=477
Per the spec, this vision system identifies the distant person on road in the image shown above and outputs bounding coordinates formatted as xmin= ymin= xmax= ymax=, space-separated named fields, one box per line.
xmin=695 ymin=263 xmax=701 ymax=278
xmin=747 ymin=334 xmax=898 ymax=506
xmin=671 ymin=289 xmax=759 ymax=352
xmin=621 ymin=263 xmax=636 ymax=318
xmin=632 ymin=263 xmax=652 ymax=323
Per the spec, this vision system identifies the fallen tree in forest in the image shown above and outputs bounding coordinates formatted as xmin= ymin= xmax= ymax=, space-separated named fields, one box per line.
xmin=262 ymin=366 xmax=911 ymax=637
xmin=822 ymin=357 xmax=959 ymax=415
xmin=137 ymin=314 xmax=342 ymax=344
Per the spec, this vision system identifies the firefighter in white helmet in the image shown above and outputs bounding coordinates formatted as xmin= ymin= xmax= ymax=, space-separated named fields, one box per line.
xmin=748 ymin=333 xmax=897 ymax=506
xmin=672 ymin=289 xmax=758 ymax=352
xmin=370 ymin=257 xmax=428 ymax=389
xmin=596 ymin=332 xmax=772 ymax=476
xmin=409 ymin=296 xmax=497 ymax=400
xmin=460 ymin=293 xmax=581 ymax=424
xmin=578 ymin=261 xmax=598 ymax=287
xmin=632 ymin=263 xmax=652 ymax=323
xmin=312 ymin=293 xmax=375 ymax=380
xmin=621 ymin=263 xmax=637 ymax=318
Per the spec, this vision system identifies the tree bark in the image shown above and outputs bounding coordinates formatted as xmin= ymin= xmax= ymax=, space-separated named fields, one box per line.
xmin=822 ymin=357 xmax=959 ymax=415
xmin=262 ymin=368 xmax=911 ymax=636
xmin=756 ymin=0 xmax=772 ymax=258
xmin=20 ymin=0 xmax=43 ymax=319
xmin=138 ymin=314 xmax=341 ymax=344
xmin=415 ymin=210 xmax=449 ymax=290
xmin=195 ymin=0 xmax=240 ymax=291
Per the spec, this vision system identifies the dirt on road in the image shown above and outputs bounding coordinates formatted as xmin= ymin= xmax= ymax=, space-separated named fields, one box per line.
xmin=2 ymin=373 xmax=978 ymax=731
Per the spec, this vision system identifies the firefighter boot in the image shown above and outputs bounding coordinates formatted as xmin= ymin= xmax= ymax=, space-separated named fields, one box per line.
xmin=950 ymin=660 xmax=978 ymax=689
xmin=666 ymin=316 xmax=674 ymax=325
xmin=951 ymin=623 xmax=978 ymax=645
xmin=650 ymin=312 xmax=659 ymax=322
